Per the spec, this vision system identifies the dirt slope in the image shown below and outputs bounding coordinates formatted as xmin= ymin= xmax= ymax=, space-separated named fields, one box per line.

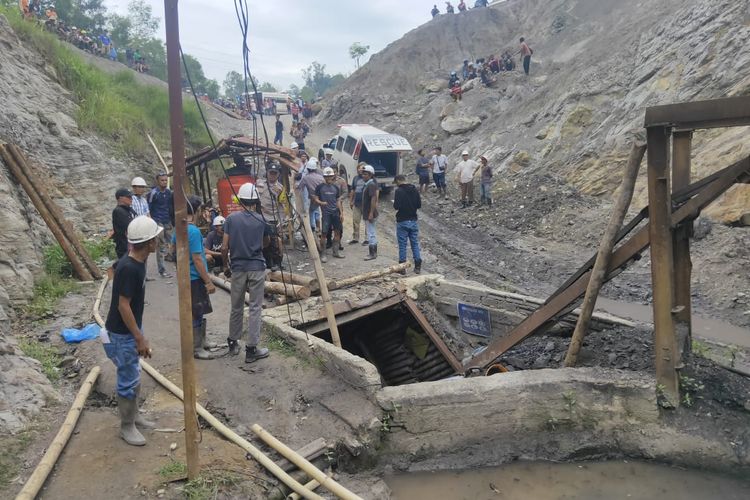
xmin=319 ymin=0 xmax=750 ymax=222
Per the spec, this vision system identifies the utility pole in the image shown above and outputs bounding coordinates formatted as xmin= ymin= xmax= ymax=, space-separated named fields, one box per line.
xmin=164 ymin=0 xmax=201 ymax=479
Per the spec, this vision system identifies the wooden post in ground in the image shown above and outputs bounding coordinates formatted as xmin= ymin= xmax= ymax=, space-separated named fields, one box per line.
xmin=672 ymin=131 xmax=693 ymax=358
xmin=564 ymin=142 xmax=646 ymax=366
xmin=164 ymin=0 xmax=200 ymax=479
xmin=295 ymin=189 xmax=342 ymax=347
xmin=646 ymin=126 xmax=680 ymax=406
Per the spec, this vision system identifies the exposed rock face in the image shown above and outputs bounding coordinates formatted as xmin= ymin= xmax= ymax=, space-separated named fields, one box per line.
xmin=317 ymin=0 xmax=750 ymax=222
xmin=0 ymin=334 xmax=60 ymax=434
xmin=441 ymin=115 xmax=482 ymax=135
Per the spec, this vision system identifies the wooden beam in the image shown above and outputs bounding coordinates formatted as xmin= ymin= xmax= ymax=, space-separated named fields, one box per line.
xmin=646 ymin=126 xmax=679 ymax=406
xmin=403 ymin=297 xmax=463 ymax=373
xmin=672 ymin=131 xmax=693 ymax=360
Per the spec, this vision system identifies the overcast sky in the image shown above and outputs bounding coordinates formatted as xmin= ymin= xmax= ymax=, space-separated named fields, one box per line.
xmin=105 ymin=0 xmax=431 ymax=89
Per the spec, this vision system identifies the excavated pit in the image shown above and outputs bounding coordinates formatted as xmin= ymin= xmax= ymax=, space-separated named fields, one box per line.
xmin=261 ymin=275 xmax=750 ymax=476
xmin=298 ymin=299 xmax=456 ymax=386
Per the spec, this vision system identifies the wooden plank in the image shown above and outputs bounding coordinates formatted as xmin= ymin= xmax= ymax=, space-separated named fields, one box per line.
xmin=672 ymin=131 xmax=693 ymax=359
xmin=647 ymin=126 xmax=679 ymax=406
xmin=403 ymin=297 xmax=463 ymax=373
xmin=276 ymin=438 xmax=328 ymax=473
xmin=302 ymin=294 xmax=404 ymax=336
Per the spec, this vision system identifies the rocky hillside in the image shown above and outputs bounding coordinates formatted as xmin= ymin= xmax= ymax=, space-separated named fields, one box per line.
xmin=319 ymin=0 xmax=749 ymax=221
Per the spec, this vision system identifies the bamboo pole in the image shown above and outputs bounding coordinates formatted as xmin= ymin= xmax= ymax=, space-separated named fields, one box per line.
xmin=139 ymin=362 xmax=323 ymax=500
xmin=251 ymin=424 xmax=363 ymax=500
xmin=164 ymin=0 xmax=200 ymax=478
xmin=0 ymin=145 xmax=93 ymax=281
xmin=329 ymin=262 xmax=411 ymax=290
xmin=146 ymin=133 xmax=172 ymax=189
xmin=91 ymin=280 xmax=321 ymax=499
xmin=7 ymin=145 xmax=102 ymax=280
xmin=564 ymin=142 xmax=647 ymax=367
xmin=294 ymin=189 xmax=342 ymax=347
xmin=15 ymin=366 xmax=101 ymax=500
xmin=288 ymin=477 xmax=325 ymax=500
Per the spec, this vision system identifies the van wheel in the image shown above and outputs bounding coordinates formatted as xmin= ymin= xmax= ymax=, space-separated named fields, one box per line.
xmin=379 ymin=186 xmax=393 ymax=200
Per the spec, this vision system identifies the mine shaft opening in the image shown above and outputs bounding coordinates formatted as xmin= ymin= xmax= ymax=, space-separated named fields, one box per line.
xmin=302 ymin=300 xmax=457 ymax=386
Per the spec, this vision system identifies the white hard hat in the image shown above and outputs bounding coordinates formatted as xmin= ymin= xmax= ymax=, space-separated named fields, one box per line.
xmin=131 ymin=176 xmax=147 ymax=187
xmin=238 ymin=182 xmax=259 ymax=201
xmin=461 ymin=150 xmax=470 ymax=156
xmin=323 ymin=148 xmax=333 ymax=156
xmin=322 ymin=167 xmax=335 ymax=176
xmin=213 ymin=215 xmax=226 ymax=226
xmin=127 ymin=215 xmax=162 ymax=244
xmin=306 ymin=158 xmax=319 ymax=170
xmin=363 ymin=164 xmax=375 ymax=175
xmin=290 ymin=142 xmax=299 ymax=149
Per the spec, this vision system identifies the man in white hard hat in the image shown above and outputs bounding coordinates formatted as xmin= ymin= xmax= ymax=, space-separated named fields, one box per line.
xmin=297 ymin=157 xmax=324 ymax=235
xmin=204 ymin=215 xmax=226 ymax=271
xmin=360 ymin=164 xmax=380 ymax=260
xmin=222 ymin=183 xmax=271 ymax=363
xmin=454 ymin=150 xmax=480 ymax=208
xmin=130 ymin=177 xmax=150 ymax=217
xmin=103 ymin=215 xmax=161 ymax=446
xmin=321 ymin=148 xmax=337 ymax=170
xmin=312 ymin=167 xmax=345 ymax=262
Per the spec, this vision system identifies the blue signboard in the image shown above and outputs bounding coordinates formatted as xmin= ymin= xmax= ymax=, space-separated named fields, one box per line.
xmin=457 ymin=302 xmax=492 ymax=338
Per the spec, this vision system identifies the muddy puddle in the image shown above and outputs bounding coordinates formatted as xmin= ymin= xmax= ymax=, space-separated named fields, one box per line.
xmin=596 ymin=298 xmax=750 ymax=348
xmin=386 ymin=460 xmax=750 ymax=499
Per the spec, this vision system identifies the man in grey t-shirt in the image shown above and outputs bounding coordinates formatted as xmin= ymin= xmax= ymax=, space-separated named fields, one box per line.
xmin=222 ymin=183 xmax=271 ymax=363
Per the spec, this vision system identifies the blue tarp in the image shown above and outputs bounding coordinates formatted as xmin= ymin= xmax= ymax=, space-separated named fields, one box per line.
xmin=61 ymin=323 xmax=101 ymax=343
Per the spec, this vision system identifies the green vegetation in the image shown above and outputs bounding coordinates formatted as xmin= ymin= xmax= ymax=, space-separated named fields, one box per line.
xmin=691 ymin=339 xmax=710 ymax=357
xmin=158 ymin=459 xmax=188 ymax=479
xmin=181 ymin=470 xmax=241 ymax=500
xmin=267 ymin=332 xmax=296 ymax=357
xmin=679 ymin=375 xmax=705 ymax=408
xmin=0 ymin=6 xmax=210 ymax=156
xmin=43 ymin=238 xmax=115 ymax=278
xmin=0 ymin=428 xmax=36 ymax=489
xmin=25 ymin=275 xmax=79 ymax=319
xmin=18 ymin=338 xmax=63 ymax=382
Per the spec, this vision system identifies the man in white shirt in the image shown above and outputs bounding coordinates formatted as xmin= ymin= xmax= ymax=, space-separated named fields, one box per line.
xmin=430 ymin=146 xmax=448 ymax=198
xmin=130 ymin=177 xmax=150 ymax=217
xmin=454 ymin=150 xmax=480 ymax=207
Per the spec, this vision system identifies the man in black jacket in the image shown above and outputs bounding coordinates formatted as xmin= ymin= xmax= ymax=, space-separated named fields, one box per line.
xmin=393 ymin=175 xmax=423 ymax=274
xmin=112 ymin=188 xmax=136 ymax=259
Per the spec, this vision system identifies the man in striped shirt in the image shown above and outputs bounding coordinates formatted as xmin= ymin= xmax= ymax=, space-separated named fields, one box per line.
xmin=130 ymin=177 xmax=150 ymax=217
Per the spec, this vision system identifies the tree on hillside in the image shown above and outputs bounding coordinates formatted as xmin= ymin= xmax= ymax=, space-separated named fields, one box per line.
xmin=223 ymin=70 xmax=244 ymax=99
xmin=136 ymin=38 xmax=167 ymax=80
xmin=258 ymin=82 xmax=278 ymax=92
xmin=348 ymin=42 xmax=369 ymax=69
xmin=55 ymin=0 xmax=107 ymax=31
xmin=107 ymin=14 xmax=132 ymax=48
xmin=203 ymin=79 xmax=220 ymax=100
xmin=125 ymin=0 xmax=160 ymax=42
xmin=302 ymin=61 xmax=346 ymax=99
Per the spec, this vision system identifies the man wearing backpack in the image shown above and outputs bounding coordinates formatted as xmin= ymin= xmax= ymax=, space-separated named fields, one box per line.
xmin=520 ymin=37 xmax=533 ymax=75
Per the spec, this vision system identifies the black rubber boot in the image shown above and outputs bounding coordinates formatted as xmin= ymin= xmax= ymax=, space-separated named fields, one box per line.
xmin=364 ymin=244 xmax=377 ymax=261
xmin=245 ymin=345 xmax=269 ymax=363
xmin=227 ymin=338 xmax=240 ymax=356
xmin=414 ymin=259 xmax=422 ymax=275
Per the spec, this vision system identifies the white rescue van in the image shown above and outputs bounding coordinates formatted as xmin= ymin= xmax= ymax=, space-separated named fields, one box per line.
xmin=323 ymin=125 xmax=412 ymax=189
